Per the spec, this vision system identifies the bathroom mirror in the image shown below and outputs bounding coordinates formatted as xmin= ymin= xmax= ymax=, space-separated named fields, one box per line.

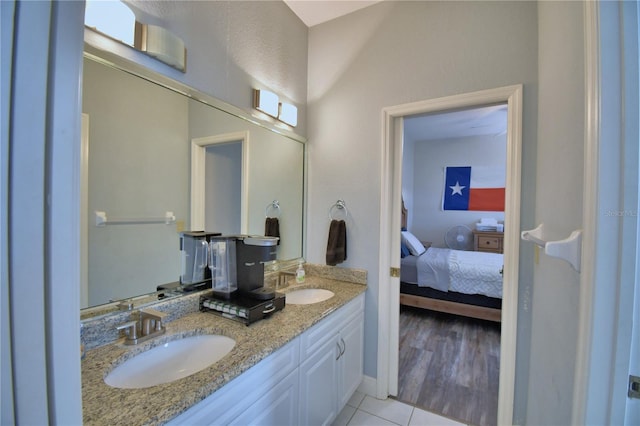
xmin=81 ymin=48 xmax=305 ymax=314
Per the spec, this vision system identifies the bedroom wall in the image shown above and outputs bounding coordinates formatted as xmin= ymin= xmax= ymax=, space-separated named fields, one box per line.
xmin=307 ymin=2 xmax=539 ymax=421
xmin=406 ymin=134 xmax=506 ymax=248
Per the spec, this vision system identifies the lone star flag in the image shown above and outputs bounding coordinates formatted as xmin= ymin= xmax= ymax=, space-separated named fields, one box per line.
xmin=443 ymin=166 xmax=505 ymax=211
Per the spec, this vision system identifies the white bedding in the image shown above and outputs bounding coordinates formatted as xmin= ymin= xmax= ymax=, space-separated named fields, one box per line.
xmin=412 ymin=247 xmax=503 ymax=299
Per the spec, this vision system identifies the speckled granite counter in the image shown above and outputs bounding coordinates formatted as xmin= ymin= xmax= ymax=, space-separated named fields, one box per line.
xmin=82 ymin=273 xmax=366 ymax=425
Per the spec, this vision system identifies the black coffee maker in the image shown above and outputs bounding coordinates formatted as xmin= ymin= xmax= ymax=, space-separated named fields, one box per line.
xmin=235 ymin=235 xmax=279 ymax=300
xmin=199 ymin=235 xmax=284 ymax=325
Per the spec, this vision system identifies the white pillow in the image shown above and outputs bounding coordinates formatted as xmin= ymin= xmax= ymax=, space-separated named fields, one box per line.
xmin=401 ymin=231 xmax=426 ymax=256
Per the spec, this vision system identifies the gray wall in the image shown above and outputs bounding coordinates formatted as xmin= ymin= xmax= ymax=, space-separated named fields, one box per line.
xmin=407 ymin=134 xmax=506 ymax=247
xmin=83 ymin=58 xmax=189 ymax=306
xmin=206 ymin=143 xmax=243 ymax=234
xmin=306 ymin=4 xmax=539 ymax=423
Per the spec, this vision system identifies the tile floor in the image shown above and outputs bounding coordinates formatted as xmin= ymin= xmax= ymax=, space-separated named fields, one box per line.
xmin=333 ymin=392 xmax=467 ymax=426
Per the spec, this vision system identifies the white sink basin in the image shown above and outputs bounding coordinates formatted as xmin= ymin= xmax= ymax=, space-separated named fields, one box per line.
xmin=104 ymin=334 xmax=235 ymax=389
xmin=286 ymin=288 xmax=335 ymax=305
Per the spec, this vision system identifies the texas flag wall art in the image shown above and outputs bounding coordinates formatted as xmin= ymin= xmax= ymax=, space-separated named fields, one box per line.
xmin=443 ymin=166 xmax=505 ymax=212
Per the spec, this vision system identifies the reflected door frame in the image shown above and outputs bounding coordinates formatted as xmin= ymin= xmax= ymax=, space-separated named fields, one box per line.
xmin=377 ymin=85 xmax=523 ymax=425
xmin=191 ymin=131 xmax=249 ymax=232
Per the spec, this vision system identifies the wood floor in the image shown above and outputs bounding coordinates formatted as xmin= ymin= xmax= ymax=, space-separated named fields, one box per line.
xmin=397 ymin=306 xmax=501 ymax=426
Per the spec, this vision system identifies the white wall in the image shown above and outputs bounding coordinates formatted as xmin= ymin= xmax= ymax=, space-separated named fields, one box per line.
xmin=407 ymin=134 xmax=506 ymax=248
xmin=307 ymin=7 xmax=539 ymax=421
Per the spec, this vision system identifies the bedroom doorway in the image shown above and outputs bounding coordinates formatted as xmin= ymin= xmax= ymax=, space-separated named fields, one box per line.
xmin=396 ymin=104 xmax=506 ymax=425
xmin=377 ymin=85 xmax=522 ymax=425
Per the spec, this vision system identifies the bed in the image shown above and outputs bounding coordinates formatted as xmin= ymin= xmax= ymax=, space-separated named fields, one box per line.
xmin=400 ymin=246 xmax=503 ymax=322
xmin=399 ymin=201 xmax=503 ymax=322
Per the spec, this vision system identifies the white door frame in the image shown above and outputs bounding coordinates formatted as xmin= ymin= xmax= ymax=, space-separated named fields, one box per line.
xmin=377 ymin=85 xmax=523 ymax=425
xmin=190 ymin=131 xmax=249 ymax=232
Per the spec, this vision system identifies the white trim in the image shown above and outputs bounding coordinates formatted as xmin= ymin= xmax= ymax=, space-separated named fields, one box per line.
xmin=81 ymin=113 xmax=89 ymax=308
xmin=190 ymin=131 xmax=249 ymax=232
xmin=572 ymin=1 xmax=599 ymax=423
xmin=357 ymin=375 xmax=378 ymax=398
xmin=378 ymin=85 xmax=523 ymax=425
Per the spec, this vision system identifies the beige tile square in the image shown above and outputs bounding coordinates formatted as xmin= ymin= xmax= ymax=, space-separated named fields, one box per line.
xmin=333 ymin=404 xmax=357 ymax=426
xmin=348 ymin=410 xmax=400 ymax=426
xmin=359 ymin=396 xmax=414 ymax=426
xmin=409 ymin=407 xmax=466 ymax=426
xmin=347 ymin=390 xmax=366 ymax=408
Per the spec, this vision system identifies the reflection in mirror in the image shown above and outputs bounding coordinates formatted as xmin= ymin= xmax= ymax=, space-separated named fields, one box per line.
xmin=81 ymin=53 xmax=305 ymax=315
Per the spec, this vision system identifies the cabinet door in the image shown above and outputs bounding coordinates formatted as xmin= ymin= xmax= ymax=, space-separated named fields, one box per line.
xmin=166 ymin=338 xmax=299 ymax=425
xmin=231 ymin=368 xmax=299 ymax=426
xmin=299 ymin=335 xmax=339 ymax=426
xmin=338 ymin=312 xmax=364 ymax=409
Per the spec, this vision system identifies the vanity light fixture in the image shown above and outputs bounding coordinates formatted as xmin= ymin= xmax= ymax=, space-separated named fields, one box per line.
xmin=253 ymin=89 xmax=280 ymax=118
xmin=278 ymin=102 xmax=298 ymax=127
xmin=135 ymin=22 xmax=187 ymax=72
xmin=84 ymin=0 xmax=135 ymax=46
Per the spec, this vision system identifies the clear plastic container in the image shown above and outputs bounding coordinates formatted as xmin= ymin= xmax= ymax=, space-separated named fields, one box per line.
xmin=209 ymin=238 xmax=237 ymax=299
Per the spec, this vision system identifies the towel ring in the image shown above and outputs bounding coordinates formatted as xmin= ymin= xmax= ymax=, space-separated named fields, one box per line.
xmin=265 ymin=200 xmax=281 ymax=218
xmin=329 ymin=200 xmax=349 ymax=221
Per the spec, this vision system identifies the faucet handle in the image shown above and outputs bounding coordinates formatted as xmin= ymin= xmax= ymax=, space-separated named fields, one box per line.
xmin=140 ymin=308 xmax=167 ymax=331
xmin=116 ymin=320 xmax=138 ymax=342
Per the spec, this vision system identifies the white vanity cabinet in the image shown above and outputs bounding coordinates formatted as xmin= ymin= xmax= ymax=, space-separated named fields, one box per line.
xmin=166 ymin=337 xmax=300 ymax=426
xmin=166 ymin=293 xmax=364 ymax=426
xmin=298 ymin=294 xmax=365 ymax=426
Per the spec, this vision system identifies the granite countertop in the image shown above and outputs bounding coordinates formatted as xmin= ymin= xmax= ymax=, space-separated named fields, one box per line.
xmin=82 ymin=275 xmax=366 ymax=425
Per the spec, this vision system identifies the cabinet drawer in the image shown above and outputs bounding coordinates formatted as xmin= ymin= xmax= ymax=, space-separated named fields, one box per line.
xmin=478 ymin=236 xmax=500 ymax=249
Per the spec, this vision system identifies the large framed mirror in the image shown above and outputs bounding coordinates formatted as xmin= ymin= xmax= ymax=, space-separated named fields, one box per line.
xmin=81 ymin=43 xmax=305 ymax=316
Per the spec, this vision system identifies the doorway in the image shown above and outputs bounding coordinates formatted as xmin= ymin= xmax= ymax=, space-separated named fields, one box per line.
xmin=190 ymin=131 xmax=249 ymax=233
xmin=204 ymin=142 xmax=242 ymax=234
xmin=377 ymin=85 xmax=523 ymax=425
xmin=396 ymin=104 xmax=507 ymax=425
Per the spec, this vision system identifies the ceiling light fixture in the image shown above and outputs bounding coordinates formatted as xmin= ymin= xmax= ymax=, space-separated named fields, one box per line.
xmin=135 ymin=22 xmax=187 ymax=72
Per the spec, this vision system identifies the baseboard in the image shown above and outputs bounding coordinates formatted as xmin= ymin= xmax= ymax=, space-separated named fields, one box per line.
xmin=357 ymin=375 xmax=378 ymax=398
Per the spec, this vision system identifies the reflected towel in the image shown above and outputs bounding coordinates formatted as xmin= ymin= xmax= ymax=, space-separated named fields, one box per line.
xmin=265 ymin=217 xmax=280 ymax=244
xmin=326 ymin=219 xmax=347 ymax=266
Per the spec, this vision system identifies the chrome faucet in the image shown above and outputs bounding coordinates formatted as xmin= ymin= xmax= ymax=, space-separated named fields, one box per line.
xmin=277 ymin=271 xmax=296 ymax=289
xmin=116 ymin=308 xmax=167 ymax=345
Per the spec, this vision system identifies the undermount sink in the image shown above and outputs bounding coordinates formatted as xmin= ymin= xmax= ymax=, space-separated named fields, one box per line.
xmin=104 ymin=334 xmax=235 ymax=389
xmin=286 ymin=288 xmax=335 ymax=305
